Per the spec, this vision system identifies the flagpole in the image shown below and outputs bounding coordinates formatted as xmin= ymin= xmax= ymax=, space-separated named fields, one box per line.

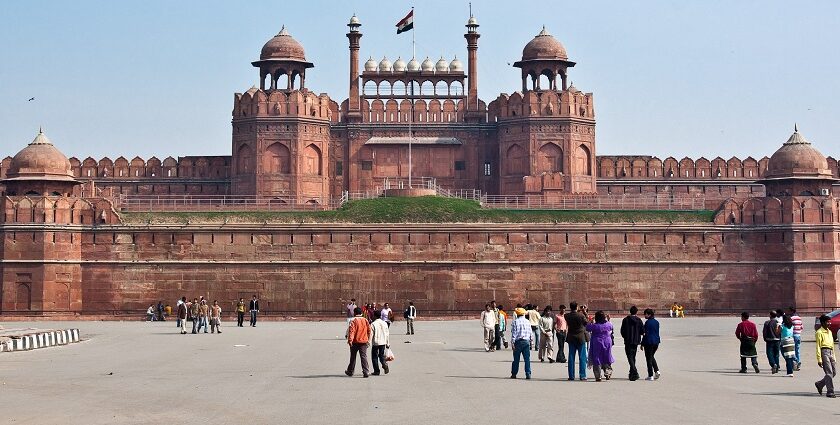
xmin=408 ymin=6 xmax=414 ymax=188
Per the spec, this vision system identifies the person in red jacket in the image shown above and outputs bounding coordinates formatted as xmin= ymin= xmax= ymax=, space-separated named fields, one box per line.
xmin=345 ymin=307 xmax=372 ymax=378
xmin=736 ymin=312 xmax=760 ymax=373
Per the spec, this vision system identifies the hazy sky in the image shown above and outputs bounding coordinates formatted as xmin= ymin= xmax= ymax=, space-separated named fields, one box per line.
xmin=1 ymin=0 xmax=837 ymax=161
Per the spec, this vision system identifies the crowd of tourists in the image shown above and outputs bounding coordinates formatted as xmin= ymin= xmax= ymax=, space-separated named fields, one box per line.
xmin=735 ymin=307 xmax=835 ymax=398
xmin=343 ymin=299 xmax=418 ymax=377
xmin=163 ymin=294 xmax=261 ymax=334
xmin=481 ymin=301 xmax=661 ymax=381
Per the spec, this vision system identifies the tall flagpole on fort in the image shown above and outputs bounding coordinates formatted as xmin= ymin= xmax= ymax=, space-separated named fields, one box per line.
xmin=408 ymin=6 xmax=414 ymax=188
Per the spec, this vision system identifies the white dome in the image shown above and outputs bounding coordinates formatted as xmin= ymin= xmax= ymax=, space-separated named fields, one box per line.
xmin=449 ymin=56 xmax=463 ymax=72
xmin=393 ymin=56 xmax=406 ymax=72
xmin=364 ymin=56 xmax=377 ymax=72
xmin=378 ymin=56 xmax=392 ymax=72
xmin=407 ymin=57 xmax=420 ymax=72
xmin=349 ymin=14 xmax=360 ymax=25
xmin=421 ymin=57 xmax=434 ymax=72
xmin=467 ymin=16 xmax=478 ymax=26
xmin=435 ymin=56 xmax=449 ymax=72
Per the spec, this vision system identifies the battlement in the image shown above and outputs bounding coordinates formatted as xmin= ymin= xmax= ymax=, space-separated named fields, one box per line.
xmin=233 ymin=88 xmax=340 ymax=123
xmin=488 ymin=89 xmax=594 ymax=121
xmin=597 ymin=155 xmax=840 ymax=181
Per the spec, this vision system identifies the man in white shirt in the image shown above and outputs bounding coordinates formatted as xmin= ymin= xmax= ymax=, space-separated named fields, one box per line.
xmin=481 ymin=304 xmax=498 ymax=352
xmin=371 ymin=310 xmax=390 ymax=375
xmin=381 ymin=303 xmax=393 ymax=328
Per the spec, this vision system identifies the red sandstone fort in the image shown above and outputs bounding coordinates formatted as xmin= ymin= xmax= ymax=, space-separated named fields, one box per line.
xmin=1 ymin=15 xmax=838 ymax=317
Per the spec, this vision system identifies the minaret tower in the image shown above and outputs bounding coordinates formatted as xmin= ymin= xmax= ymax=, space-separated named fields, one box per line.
xmin=346 ymin=14 xmax=363 ymax=122
xmin=464 ymin=12 xmax=481 ymax=121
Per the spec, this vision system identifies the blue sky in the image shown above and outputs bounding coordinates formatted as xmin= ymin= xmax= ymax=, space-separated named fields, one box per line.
xmin=1 ymin=0 xmax=837 ymax=160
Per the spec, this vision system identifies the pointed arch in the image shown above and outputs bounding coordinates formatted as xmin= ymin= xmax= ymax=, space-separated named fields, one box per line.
xmin=302 ymin=144 xmax=322 ymax=176
xmin=264 ymin=143 xmax=291 ymax=174
xmin=537 ymin=142 xmax=563 ymax=173
xmin=237 ymin=144 xmax=254 ymax=174
xmin=505 ymin=144 xmax=528 ymax=176
xmin=575 ymin=144 xmax=592 ymax=176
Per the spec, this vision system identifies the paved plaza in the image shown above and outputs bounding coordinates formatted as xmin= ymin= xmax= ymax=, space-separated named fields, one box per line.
xmin=0 ymin=317 xmax=836 ymax=424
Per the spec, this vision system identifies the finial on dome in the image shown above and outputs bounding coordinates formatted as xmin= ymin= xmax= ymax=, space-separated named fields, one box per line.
xmin=39 ymin=126 xmax=43 ymax=134
xmin=794 ymin=123 xmax=798 ymax=133
xmin=539 ymin=25 xmax=549 ymax=36
xmin=278 ymin=25 xmax=289 ymax=36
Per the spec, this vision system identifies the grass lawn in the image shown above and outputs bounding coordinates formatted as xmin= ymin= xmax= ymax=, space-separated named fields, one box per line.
xmin=120 ymin=196 xmax=715 ymax=224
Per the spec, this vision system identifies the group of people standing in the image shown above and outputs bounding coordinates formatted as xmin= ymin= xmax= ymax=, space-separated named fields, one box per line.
xmin=486 ymin=301 xmax=661 ymax=382
xmin=345 ymin=299 xmax=418 ymax=335
xmin=736 ymin=307 xmax=835 ymax=399
xmin=736 ymin=307 xmax=803 ymax=377
xmin=171 ymin=294 xmax=260 ymax=334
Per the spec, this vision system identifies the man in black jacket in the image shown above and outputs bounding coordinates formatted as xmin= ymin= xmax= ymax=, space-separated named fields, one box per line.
xmin=249 ymin=295 xmax=260 ymax=327
xmin=620 ymin=305 xmax=644 ymax=381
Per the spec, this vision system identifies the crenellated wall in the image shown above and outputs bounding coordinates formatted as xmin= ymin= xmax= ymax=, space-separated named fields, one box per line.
xmin=1 ymin=194 xmax=838 ymax=316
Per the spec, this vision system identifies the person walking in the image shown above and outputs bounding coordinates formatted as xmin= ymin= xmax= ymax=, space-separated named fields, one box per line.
xmin=197 ymin=300 xmax=210 ymax=334
xmin=481 ymin=304 xmax=497 ymax=352
xmin=381 ymin=303 xmax=393 ymax=328
xmin=586 ymin=310 xmax=615 ymax=381
xmin=815 ymin=314 xmax=836 ymax=398
xmin=190 ymin=298 xmax=200 ymax=334
xmin=345 ymin=307 xmax=371 ymax=378
xmin=236 ymin=298 xmax=246 ymax=327
xmin=735 ymin=312 xmax=760 ymax=373
xmin=780 ymin=314 xmax=796 ymax=376
xmin=249 ymin=295 xmax=260 ymax=327
xmin=498 ymin=305 xmax=509 ymax=349
xmin=490 ymin=301 xmax=501 ymax=351
xmin=554 ymin=305 xmax=567 ymax=363
xmin=345 ymin=299 xmax=357 ymax=326
xmin=210 ymin=300 xmax=222 ymax=334
xmin=565 ymin=301 xmax=589 ymax=381
xmin=405 ymin=301 xmax=417 ymax=335
xmin=620 ymin=305 xmax=644 ymax=381
xmin=788 ymin=307 xmax=803 ymax=370
xmin=370 ymin=310 xmax=390 ymax=376
xmin=538 ymin=306 xmax=555 ymax=363
xmin=641 ymin=308 xmax=661 ymax=381
xmin=510 ymin=307 xmax=534 ymax=379
xmin=177 ymin=297 xmax=188 ymax=334
xmin=527 ymin=305 xmax=542 ymax=350
xmin=762 ymin=311 xmax=781 ymax=374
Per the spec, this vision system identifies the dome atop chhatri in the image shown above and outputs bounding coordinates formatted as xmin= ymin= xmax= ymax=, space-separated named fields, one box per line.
xmin=522 ymin=26 xmax=568 ymax=61
xmin=5 ymin=128 xmax=76 ymax=183
xmin=393 ymin=57 xmax=407 ymax=72
xmin=378 ymin=56 xmax=392 ymax=72
xmin=259 ymin=26 xmax=307 ymax=61
xmin=421 ymin=57 xmax=434 ymax=72
xmin=435 ymin=57 xmax=449 ymax=72
xmin=764 ymin=125 xmax=834 ymax=180
xmin=449 ymin=56 xmax=463 ymax=72
xmin=407 ymin=57 xmax=421 ymax=72
xmin=364 ymin=56 xmax=377 ymax=72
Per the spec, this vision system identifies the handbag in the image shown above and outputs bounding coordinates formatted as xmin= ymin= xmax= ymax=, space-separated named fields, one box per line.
xmin=385 ymin=348 xmax=395 ymax=362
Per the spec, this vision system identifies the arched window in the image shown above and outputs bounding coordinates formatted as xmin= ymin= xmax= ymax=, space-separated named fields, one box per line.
xmin=263 ymin=143 xmax=291 ymax=174
xmin=237 ymin=144 xmax=253 ymax=174
xmin=538 ymin=143 xmax=563 ymax=173
xmin=574 ymin=144 xmax=592 ymax=176
xmin=302 ymin=144 xmax=322 ymax=175
xmin=505 ymin=144 xmax=528 ymax=175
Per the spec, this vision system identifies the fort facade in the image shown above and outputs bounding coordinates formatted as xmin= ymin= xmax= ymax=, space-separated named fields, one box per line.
xmin=1 ymin=15 xmax=838 ymax=317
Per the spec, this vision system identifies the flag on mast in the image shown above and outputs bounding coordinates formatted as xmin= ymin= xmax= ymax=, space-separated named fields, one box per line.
xmin=396 ymin=9 xmax=414 ymax=34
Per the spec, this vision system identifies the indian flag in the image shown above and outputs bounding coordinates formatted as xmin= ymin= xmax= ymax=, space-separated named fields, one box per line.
xmin=396 ymin=9 xmax=414 ymax=34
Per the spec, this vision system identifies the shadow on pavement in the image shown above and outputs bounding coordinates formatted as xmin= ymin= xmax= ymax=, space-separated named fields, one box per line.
xmin=742 ymin=391 xmax=819 ymax=398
